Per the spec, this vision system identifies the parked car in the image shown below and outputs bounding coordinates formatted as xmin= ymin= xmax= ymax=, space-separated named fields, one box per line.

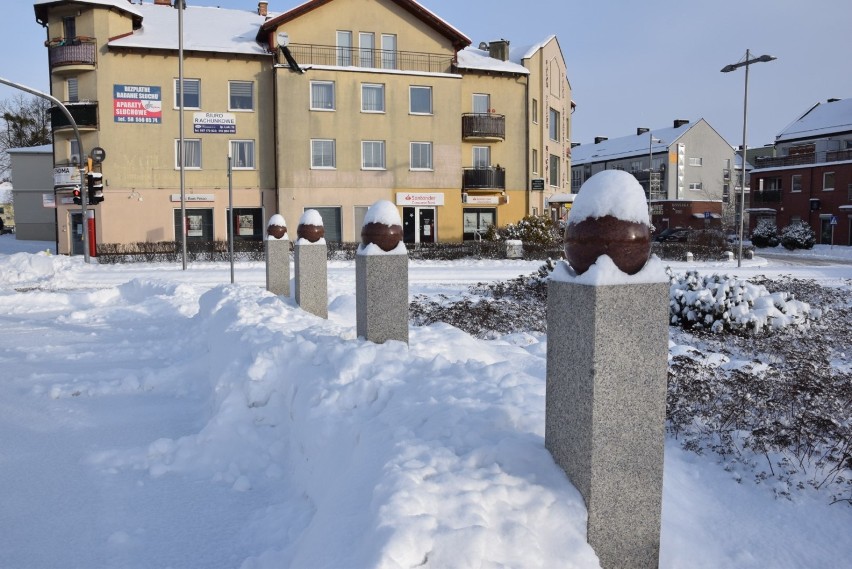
xmin=654 ymin=227 xmax=690 ymax=243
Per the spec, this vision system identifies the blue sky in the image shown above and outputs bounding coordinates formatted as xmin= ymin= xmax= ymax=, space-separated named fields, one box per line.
xmin=2 ymin=0 xmax=851 ymax=148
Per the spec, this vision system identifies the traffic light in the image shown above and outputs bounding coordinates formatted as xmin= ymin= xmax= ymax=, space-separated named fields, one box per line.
xmin=72 ymin=186 xmax=82 ymax=205
xmin=87 ymin=172 xmax=104 ymax=205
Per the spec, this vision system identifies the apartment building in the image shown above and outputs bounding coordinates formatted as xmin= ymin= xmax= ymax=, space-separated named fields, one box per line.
xmin=33 ymin=0 xmax=571 ymax=254
xmin=749 ymin=97 xmax=852 ymax=246
xmin=570 ymin=119 xmax=736 ymax=231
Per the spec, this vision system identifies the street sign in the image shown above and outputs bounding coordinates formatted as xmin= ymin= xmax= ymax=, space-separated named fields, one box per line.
xmin=830 ymin=215 xmax=838 ymax=225
xmin=704 ymin=211 xmax=711 ymax=219
xmin=90 ymin=147 xmax=106 ymax=163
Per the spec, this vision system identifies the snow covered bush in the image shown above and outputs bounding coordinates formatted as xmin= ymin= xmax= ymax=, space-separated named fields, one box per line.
xmin=667 ymin=269 xmax=819 ymax=334
xmin=485 ymin=215 xmax=561 ymax=247
xmin=750 ymin=218 xmax=779 ymax=248
xmin=780 ymin=222 xmax=816 ymax=250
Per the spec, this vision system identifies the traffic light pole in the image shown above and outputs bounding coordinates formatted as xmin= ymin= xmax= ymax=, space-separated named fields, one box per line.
xmin=0 ymin=77 xmax=90 ymax=262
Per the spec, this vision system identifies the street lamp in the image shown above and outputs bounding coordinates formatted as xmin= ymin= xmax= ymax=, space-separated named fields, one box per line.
xmin=721 ymin=49 xmax=776 ymax=267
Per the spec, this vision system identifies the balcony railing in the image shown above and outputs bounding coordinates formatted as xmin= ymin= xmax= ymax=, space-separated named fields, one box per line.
xmin=282 ymin=43 xmax=454 ymax=74
xmin=461 ymin=113 xmax=505 ymax=140
xmin=462 ymin=166 xmax=506 ymax=190
xmin=50 ymin=101 xmax=98 ymax=131
xmin=47 ymin=37 xmax=97 ymax=70
xmin=755 ymin=149 xmax=852 ymax=168
xmin=751 ymin=189 xmax=782 ymax=204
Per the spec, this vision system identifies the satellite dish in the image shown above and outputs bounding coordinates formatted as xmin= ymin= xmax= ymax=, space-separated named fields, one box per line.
xmin=277 ymin=32 xmax=289 ymax=48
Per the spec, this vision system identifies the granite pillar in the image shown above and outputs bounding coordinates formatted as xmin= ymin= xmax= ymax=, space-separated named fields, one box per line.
xmin=355 ymin=252 xmax=408 ymax=344
xmin=265 ymin=238 xmax=290 ymax=297
xmin=294 ymin=241 xmax=328 ymax=318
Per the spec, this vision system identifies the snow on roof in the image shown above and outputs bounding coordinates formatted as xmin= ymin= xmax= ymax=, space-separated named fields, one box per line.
xmin=570 ymin=121 xmax=697 ymax=165
xmin=7 ymin=144 xmax=53 ymax=154
xmin=775 ymin=98 xmax=852 ymax=143
xmin=109 ymin=4 xmax=273 ymax=57
xmin=510 ymin=35 xmax=557 ymax=63
xmin=455 ymin=48 xmax=529 ymax=75
xmin=34 ymin=0 xmax=142 ymax=24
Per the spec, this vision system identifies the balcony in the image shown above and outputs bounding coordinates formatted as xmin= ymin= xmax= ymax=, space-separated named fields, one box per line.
xmin=282 ymin=44 xmax=454 ymax=74
xmin=50 ymin=101 xmax=98 ymax=132
xmin=46 ymin=37 xmax=97 ymax=73
xmin=461 ymin=113 xmax=505 ymax=141
xmin=755 ymin=149 xmax=852 ymax=168
xmin=462 ymin=166 xmax=506 ymax=191
xmin=751 ymin=189 xmax=782 ymax=204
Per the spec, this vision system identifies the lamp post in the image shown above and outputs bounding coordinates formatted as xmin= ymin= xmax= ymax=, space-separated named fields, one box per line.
xmin=721 ymin=49 xmax=776 ymax=267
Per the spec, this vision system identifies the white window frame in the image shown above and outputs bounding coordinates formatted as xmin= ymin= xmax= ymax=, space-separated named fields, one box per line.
xmin=473 ymin=93 xmax=490 ymax=114
xmin=361 ymin=83 xmax=385 ymax=113
xmin=336 ymin=30 xmax=352 ymax=66
xmin=549 ymin=108 xmax=560 ymax=141
xmin=67 ymin=77 xmax=78 ymax=103
xmin=473 ymin=146 xmax=490 ymax=168
xmin=69 ymin=139 xmax=81 ymax=165
xmin=409 ymin=85 xmax=433 ymax=115
xmin=823 ymin=171 xmax=835 ymax=191
xmin=791 ymin=174 xmax=802 ymax=193
xmin=175 ymin=138 xmax=202 ymax=169
xmin=688 ymin=182 xmax=703 ymax=191
xmin=229 ymin=140 xmax=255 ymax=170
xmin=688 ymin=157 xmax=703 ymax=167
xmin=532 ymin=148 xmax=538 ymax=175
xmin=361 ymin=140 xmax=386 ymax=170
xmin=174 ymin=78 xmax=200 ymax=109
xmin=381 ymin=34 xmax=397 ymax=69
xmin=311 ymin=139 xmax=336 ymax=169
xmin=228 ymin=81 xmax=254 ymax=111
xmin=359 ymin=32 xmax=375 ymax=68
xmin=532 ymin=99 xmax=538 ymax=124
xmin=549 ymin=154 xmax=560 ymax=187
xmin=410 ymin=141 xmax=433 ymax=171
xmin=310 ymin=81 xmax=335 ymax=111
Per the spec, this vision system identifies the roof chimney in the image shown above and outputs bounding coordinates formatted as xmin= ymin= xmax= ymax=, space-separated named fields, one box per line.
xmin=154 ymin=0 xmax=172 ymax=5
xmin=637 ymin=127 xmax=649 ymax=135
xmin=594 ymin=136 xmax=608 ymax=144
xmin=673 ymin=119 xmax=689 ymax=128
xmin=488 ymin=39 xmax=510 ymax=62
xmin=258 ymin=1 xmax=268 ymax=16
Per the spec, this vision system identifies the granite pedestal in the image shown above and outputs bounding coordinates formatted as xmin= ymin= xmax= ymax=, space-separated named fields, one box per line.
xmin=294 ymin=241 xmax=328 ymax=318
xmin=546 ymin=279 xmax=668 ymax=569
xmin=265 ymin=238 xmax=290 ymax=297
xmin=355 ymin=252 xmax=408 ymax=344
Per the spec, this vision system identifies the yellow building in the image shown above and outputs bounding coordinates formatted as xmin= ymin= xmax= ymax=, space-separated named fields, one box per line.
xmin=34 ymin=0 xmax=571 ymax=254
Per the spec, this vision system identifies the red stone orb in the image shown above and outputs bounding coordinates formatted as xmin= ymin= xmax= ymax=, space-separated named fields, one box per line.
xmin=267 ymin=224 xmax=287 ymax=239
xmin=297 ymin=223 xmax=325 ymax=243
xmin=564 ymin=215 xmax=651 ymax=275
xmin=361 ymin=222 xmax=403 ymax=252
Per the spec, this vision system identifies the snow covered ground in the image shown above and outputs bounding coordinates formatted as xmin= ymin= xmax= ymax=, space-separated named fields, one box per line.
xmin=1 ymin=234 xmax=850 ymax=569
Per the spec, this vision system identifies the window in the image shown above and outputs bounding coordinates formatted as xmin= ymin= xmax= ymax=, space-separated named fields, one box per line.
xmin=381 ymin=34 xmax=397 ymax=69
xmin=361 ymin=83 xmax=385 ymax=112
xmin=410 ymin=86 xmax=432 ymax=114
xmin=532 ymin=99 xmax=538 ymax=124
xmin=311 ymin=139 xmax=336 ymax=169
xmin=688 ymin=182 xmax=703 ymax=191
xmin=175 ymin=139 xmax=202 ymax=169
xmin=362 ymin=140 xmax=385 ymax=169
xmin=310 ymin=81 xmax=335 ymax=110
xmin=174 ymin=78 xmax=200 ymax=109
xmin=410 ymin=142 xmax=433 ymax=170
xmin=473 ymin=93 xmax=490 ymax=114
xmin=473 ymin=146 xmax=490 ymax=168
xmin=823 ymin=171 xmax=835 ymax=191
xmin=354 ymin=206 xmax=369 ymax=240
xmin=359 ymin=32 xmax=375 ymax=68
xmin=175 ymin=208 xmax=213 ymax=241
xmin=630 ymin=160 xmax=642 ymax=173
xmin=70 ymin=139 xmax=80 ymax=165
xmin=63 ymin=16 xmax=76 ymax=39
xmin=309 ymin=207 xmax=342 ymax=242
xmin=336 ymin=31 xmax=352 ymax=66
xmin=549 ymin=108 xmax=560 ymax=141
xmin=688 ymin=157 xmax=703 ymax=166
xmin=228 ymin=81 xmax=254 ymax=111
xmin=791 ymin=174 xmax=802 ymax=193
xmin=227 ymin=207 xmax=263 ymax=240
xmin=230 ymin=140 xmax=255 ymax=169
xmin=549 ymin=154 xmax=560 ymax=186
xmin=532 ymin=148 xmax=539 ymax=175
xmin=67 ymin=77 xmax=78 ymax=102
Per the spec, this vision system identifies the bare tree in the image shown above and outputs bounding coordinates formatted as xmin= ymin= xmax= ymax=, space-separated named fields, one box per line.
xmin=0 ymin=94 xmax=51 ymax=181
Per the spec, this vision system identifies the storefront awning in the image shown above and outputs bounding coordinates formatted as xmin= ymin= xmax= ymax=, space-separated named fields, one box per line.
xmin=546 ymin=193 xmax=575 ymax=205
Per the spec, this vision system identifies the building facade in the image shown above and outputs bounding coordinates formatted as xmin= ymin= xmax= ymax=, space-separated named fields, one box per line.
xmin=8 ymin=144 xmax=55 ymax=241
xmin=748 ymin=98 xmax=852 ymax=246
xmin=570 ymin=119 xmax=737 ymax=231
xmin=33 ymin=0 xmax=571 ymax=254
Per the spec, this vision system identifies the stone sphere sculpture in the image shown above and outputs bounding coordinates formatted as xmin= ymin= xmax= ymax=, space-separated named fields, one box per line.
xmin=297 ymin=209 xmax=325 ymax=243
xmin=266 ymin=213 xmax=288 ymax=239
xmin=361 ymin=200 xmax=403 ymax=252
xmin=564 ymin=170 xmax=652 ymax=275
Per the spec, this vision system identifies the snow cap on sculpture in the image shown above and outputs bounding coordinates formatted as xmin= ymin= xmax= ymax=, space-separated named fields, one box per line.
xmin=266 ymin=214 xmax=288 ymax=240
xmin=564 ymin=170 xmax=651 ymax=275
xmin=361 ymin=200 xmax=404 ymax=252
xmin=297 ymin=209 xmax=325 ymax=243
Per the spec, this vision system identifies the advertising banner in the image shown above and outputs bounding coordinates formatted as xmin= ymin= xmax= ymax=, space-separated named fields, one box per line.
xmin=193 ymin=112 xmax=236 ymax=134
xmin=114 ymin=84 xmax=162 ymax=124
